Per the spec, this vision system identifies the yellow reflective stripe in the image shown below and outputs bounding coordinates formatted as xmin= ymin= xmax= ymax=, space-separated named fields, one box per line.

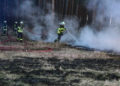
xmin=20 ymin=39 xmax=23 ymax=41
xmin=18 ymin=30 xmax=23 ymax=32
xmin=18 ymin=27 xmax=23 ymax=32
xmin=57 ymin=28 xmax=65 ymax=34
xmin=57 ymin=28 xmax=61 ymax=34
xmin=17 ymin=38 xmax=23 ymax=40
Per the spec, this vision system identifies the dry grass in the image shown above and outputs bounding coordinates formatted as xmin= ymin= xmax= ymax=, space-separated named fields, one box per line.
xmin=0 ymin=41 xmax=120 ymax=86
xmin=0 ymin=41 xmax=115 ymax=60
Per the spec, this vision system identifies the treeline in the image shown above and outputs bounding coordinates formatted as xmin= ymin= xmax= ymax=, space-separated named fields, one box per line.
xmin=36 ymin=0 xmax=92 ymax=26
xmin=0 ymin=0 xmax=93 ymax=26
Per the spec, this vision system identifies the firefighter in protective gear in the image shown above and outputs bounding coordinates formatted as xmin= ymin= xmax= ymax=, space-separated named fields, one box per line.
xmin=17 ymin=21 xmax=24 ymax=41
xmin=14 ymin=21 xmax=18 ymax=35
xmin=55 ymin=22 xmax=66 ymax=42
xmin=2 ymin=20 xmax=8 ymax=36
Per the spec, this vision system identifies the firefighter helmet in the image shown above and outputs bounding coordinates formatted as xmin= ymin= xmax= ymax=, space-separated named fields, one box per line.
xmin=59 ymin=21 xmax=65 ymax=26
xmin=4 ymin=20 xmax=7 ymax=23
xmin=20 ymin=21 xmax=24 ymax=25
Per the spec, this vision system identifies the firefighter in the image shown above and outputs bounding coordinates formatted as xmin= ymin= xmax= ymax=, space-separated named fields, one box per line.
xmin=17 ymin=21 xmax=23 ymax=41
xmin=14 ymin=21 xmax=18 ymax=35
xmin=2 ymin=20 xmax=8 ymax=36
xmin=55 ymin=22 xmax=66 ymax=42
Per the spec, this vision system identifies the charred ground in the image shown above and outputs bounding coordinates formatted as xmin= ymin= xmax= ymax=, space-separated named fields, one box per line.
xmin=0 ymin=56 xmax=120 ymax=86
xmin=0 ymin=39 xmax=120 ymax=86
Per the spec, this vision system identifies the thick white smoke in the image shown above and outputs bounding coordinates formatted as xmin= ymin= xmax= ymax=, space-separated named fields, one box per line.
xmin=19 ymin=0 xmax=78 ymax=43
xmin=76 ymin=0 xmax=120 ymax=52
xmin=19 ymin=0 xmax=120 ymax=52
xmin=18 ymin=0 xmax=57 ymax=42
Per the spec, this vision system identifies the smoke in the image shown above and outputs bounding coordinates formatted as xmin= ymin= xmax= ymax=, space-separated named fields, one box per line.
xmin=18 ymin=0 xmax=57 ymax=41
xmin=18 ymin=0 xmax=79 ymax=43
xmin=77 ymin=0 xmax=120 ymax=52
xmin=18 ymin=0 xmax=120 ymax=52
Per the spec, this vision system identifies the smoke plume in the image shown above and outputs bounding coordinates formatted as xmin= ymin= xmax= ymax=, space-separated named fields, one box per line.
xmin=18 ymin=0 xmax=120 ymax=52
xmin=18 ymin=1 xmax=56 ymax=41
xmin=18 ymin=0 xmax=79 ymax=43
xmin=77 ymin=0 xmax=120 ymax=52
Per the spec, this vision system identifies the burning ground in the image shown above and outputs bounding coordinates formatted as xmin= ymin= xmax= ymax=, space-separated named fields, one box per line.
xmin=0 ymin=41 xmax=120 ymax=86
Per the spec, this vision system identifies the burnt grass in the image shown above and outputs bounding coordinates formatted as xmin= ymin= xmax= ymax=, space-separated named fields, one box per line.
xmin=0 ymin=57 xmax=120 ymax=86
